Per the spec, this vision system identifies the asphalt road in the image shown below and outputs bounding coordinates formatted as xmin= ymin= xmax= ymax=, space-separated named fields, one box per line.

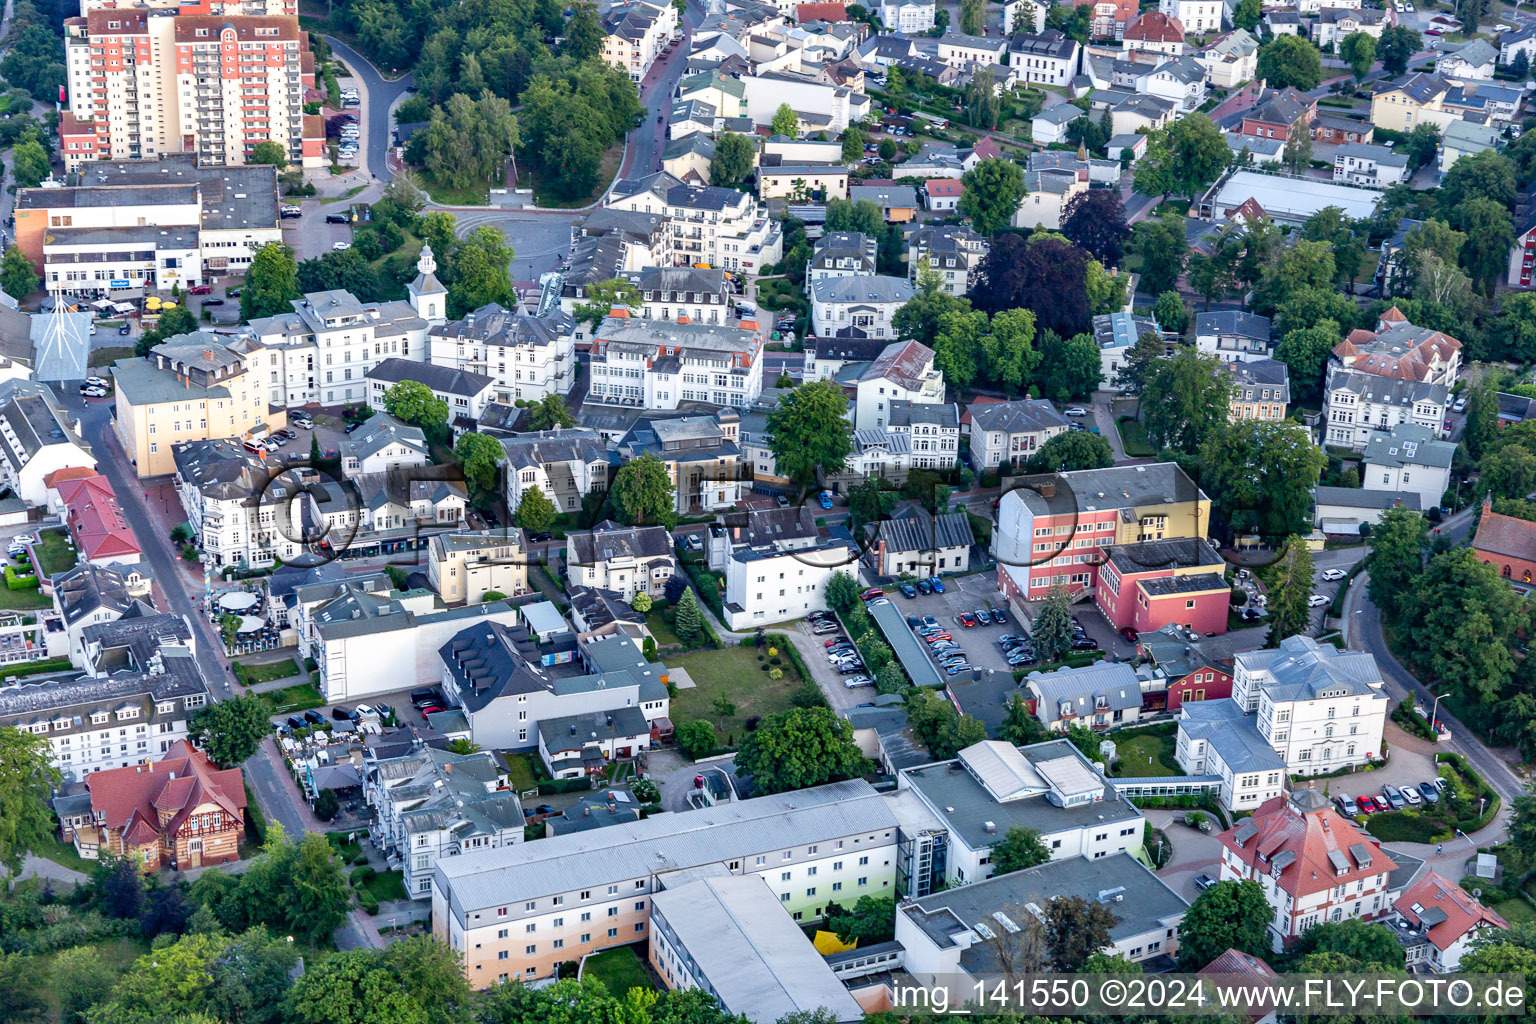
xmin=325 ymin=36 xmax=415 ymax=183
xmin=62 ymin=393 xmax=371 ymax=950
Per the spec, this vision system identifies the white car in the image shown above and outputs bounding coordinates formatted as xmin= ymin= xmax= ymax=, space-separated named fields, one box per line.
xmin=1320 ymin=568 xmax=1347 ymax=582
xmin=333 ymin=241 xmax=353 ymax=251
xmin=84 ymin=376 xmax=109 ymax=388
xmin=1453 ymin=395 xmax=1468 ymax=412
xmin=1308 ymin=594 xmax=1330 ymax=607
xmin=79 ymin=385 xmax=108 ymax=398
xmin=1064 ymin=407 xmax=1088 ymax=417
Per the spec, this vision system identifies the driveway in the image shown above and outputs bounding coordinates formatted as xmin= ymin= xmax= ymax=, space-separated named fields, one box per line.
xmin=1142 ymin=807 xmax=1226 ymax=902
xmin=786 ymin=620 xmax=870 ymax=713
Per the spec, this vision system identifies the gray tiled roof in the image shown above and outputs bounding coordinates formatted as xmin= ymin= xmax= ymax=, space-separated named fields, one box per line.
xmin=1236 ymin=635 xmax=1386 ymax=705
xmin=1314 ymin=486 xmax=1421 ymax=511
xmin=1361 ymin=423 xmax=1455 ymax=470
xmin=366 ymin=357 xmax=494 ymax=398
xmin=567 ymin=520 xmax=675 ymax=566
xmin=809 ymin=275 xmax=914 ymax=305
xmin=968 ymin=398 xmax=1069 ymax=435
xmin=1179 ymin=699 xmax=1285 ymax=774
xmin=1026 ymin=662 xmax=1141 ymax=724
xmin=339 ymin=411 xmax=428 ymax=462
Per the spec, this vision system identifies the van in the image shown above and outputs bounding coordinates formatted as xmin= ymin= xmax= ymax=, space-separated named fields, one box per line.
xmin=325 ymin=213 xmax=350 ymax=224
xmin=242 ymin=441 xmax=264 ymax=454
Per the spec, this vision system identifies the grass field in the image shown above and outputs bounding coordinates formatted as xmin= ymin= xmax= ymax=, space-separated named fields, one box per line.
xmin=0 ymin=583 xmax=54 ymax=610
xmin=504 ymin=751 xmax=540 ymax=793
xmin=34 ymin=527 xmax=78 ymax=577
xmin=1117 ymin=418 xmax=1156 ymax=457
xmin=232 ymin=655 xmax=300 ymax=687
xmin=668 ymin=645 xmax=800 ymax=740
xmin=1113 ymin=732 xmax=1183 ymax=777
xmin=30 ymin=832 xmax=95 ymax=874
xmin=261 ymin=681 xmax=325 ymax=713
xmin=1495 ymin=898 xmax=1536 ymax=925
xmin=359 ymin=868 xmax=408 ymax=902
xmin=582 ymin=946 xmax=656 ymax=995
xmin=529 ymin=143 xmax=623 ymax=209
xmin=89 ymin=345 xmax=134 ymax=368
xmin=646 ymin=609 xmax=684 ymax=649
xmin=327 ymin=830 xmax=363 ymax=863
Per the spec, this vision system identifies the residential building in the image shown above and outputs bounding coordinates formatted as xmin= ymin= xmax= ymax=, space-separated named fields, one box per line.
xmin=807 ymin=231 xmax=877 ymax=281
xmin=1122 ymin=11 xmax=1185 ymax=59
xmin=706 ymin=505 xmax=819 ymax=572
xmin=1175 ymin=698 xmax=1285 ymax=812
xmin=855 ymin=340 xmax=946 ymax=430
xmin=1032 ymin=103 xmax=1085 ymax=146
xmin=337 ymin=411 xmax=428 ymax=479
xmin=1008 ymin=30 xmax=1081 ymax=87
xmin=649 ymin=876 xmax=864 ymax=1024
xmin=1138 ymin=55 xmax=1206 ymax=112
xmin=430 ymin=779 xmax=899 ymax=983
xmin=907 ymin=224 xmax=987 ymax=297
xmin=937 ymin=29 xmax=1008 ymax=69
xmin=626 ymin=266 xmax=734 ymax=328
xmin=1472 ymin=499 xmax=1536 ymax=588
xmin=1092 ymin=538 xmax=1231 ymax=636
xmin=1003 ymin=0 xmax=1049 ymax=35
xmin=1015 ymin=166 xmax=1089 ymax=230
xmin=566 ymin=521 xmax=678 ymax=602
xmin=606 ymin=173 xmax=783 ymax=274
xmin=1314 ymin=486 xmax=1421 ymax=535
xmin=171 ymin=439 xmax=303 ymax=568
xmin=58 ymin=473 xmax=140 ymax=565
xmin=613 ymin=410 xmax=746 ymax=515
xmin=539 ymin=706 xmax=652 ymax=779
xmin=1225 ymin=358 xmax=1291 ymax=422
xmin=1265 ymin=9 xmax=1301 ymax=34
xmin=1217 ymin=787 xmax=1397 ymax=949
xmin=314 ymin=468 xmax=466 ymax=539
xmin=806 ymin=336 xmax=888 ymax=382
xmin=756 ymin=163 xmax=851 ymax=201
xmin=1238 ymin=87 xmax=1316 ymax=142
xmin=54 ymin=562 xmax=157 ymax=666
xmin=427 ymin=302 xmax=576 ymax=407
xmin=601 ymin=0 xmax=678 ymax=81
xmin=848 ymin=184 xmax=919 ymax=221
xmin=1501 ymin=23 xmax=1536 ymax=64
xmin=588 ymin=316 xmax=764 ymax=410
xmin=1370 ymin=73 xmax=1458 ymax=133
xmin=855 ymin=33 xmax=918 ymax=67
xmin=923 ymin=178 xmax=963 ymax=211
xmin=1025 ymin=662 xmax=1142 ymax=732
xmin=994 ymin=463 xmax=1210 ymax=603
xmin=1436 ymin=38 xmax=1497 ymax=81
xmin=723 ymin=536 xmax=857 ymax=628
xmin=662 ymin=133 xmax=715 ymax=183
xmin=1439 ymin=118 xmax=1500 ymax=175
xmin=0 ymin=380 xmax=95 ymax=505
xmin=365 ymin=743 xmax=523 ymax=898
xmin=500 ymin=429 xmax=612 ymax=516
xmin=1135 ymin=623 xmax=1234 ymax=715
xmin=15 ymin=158 xmax=282 ymax=290
xmin=880 ymin=0 xmax=935 ymax=33
xmin=966 ymin=398 xmax=1070 ymax=471
xmin=438 ymin=625 xmax=670 ymax=751
xmin=809 ymin=275 xmax=913 ymax=339
xmin=427 ymin=530 xmax=530 ymax=606
xmin=867 ymin=500 xmax=974 ymax=577
xmin=0 ymin=608 xmax=206 ymax=783
xmin=895 ymin=739 xmax=1146 ymax=888
xmin=60 ymin=12 xmax=323 ymax=169
xmin=1333 ymin=143 xmax=1410 ymax=187
xmin=1389 ymin=872 xmax=1510 ymax=972
xmin=1196 ymin=28 xmax=1257 ymax=87
xmin=1360 ymin=423 xmax=1455 ymax=510
xmin=1159 ymin=0 xmax=1220 ymax=33
xmin=366 ymin=359 xmax=495 ymax=437
xmin=1074 ymin=0 xmax=1136 ymax=40
xmin=897 ymin=853 xmax=1189 ymax=984
xmin=1312 ymin=111 xmax=1375 ymax=145
xmin=1322 ymin=309 xmax=1460 ymax=450
xmin=1095 ymin=311 xmax=1161 ymax=392
xmin=738 ymin=71 xmax=870 ymax=135
xmin=59 ymin=739 xmax=242 ymax=870
xmin=1314 ymin=7 xmax=1385 ymax=46
xmin=1111 ymin=93 xmax=1176 ymax=135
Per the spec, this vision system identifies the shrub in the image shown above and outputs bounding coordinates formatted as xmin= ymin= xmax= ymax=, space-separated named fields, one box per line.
xmin=356 ymin=890 xmax=379 ymax=915
xmin=3 ymin=566 xmax=38 ymax=590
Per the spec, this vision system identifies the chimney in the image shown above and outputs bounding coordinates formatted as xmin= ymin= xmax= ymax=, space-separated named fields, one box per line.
xmin=1039 ymin=482 xmax=1055 ymax=498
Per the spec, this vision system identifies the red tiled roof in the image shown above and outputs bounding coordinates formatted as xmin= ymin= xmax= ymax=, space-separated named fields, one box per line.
xmin=1199 ymin=948 xmax=1278 ymax=978
xmin=86 ymin=740 xmax=246 ymax=845
xmin=970 ymin=137 xmax=1002 ymax=161
xmin=44 ymin=466 xmax=98 ymax=489
xmin=1394 ymin=871 xmax=1509 ymax=951
xmin=863 ymin=340 xmax=935 ymax=391
xmin=795 ymin=2 xmax=847 ymax=21
xmin=958 ymin=396 xmax=1005 ymax=426
xmin=1124 ymin=11 xmax=1185 ymax=42
xmin=926 ymin=179 xmax=964 ymax=197
xmin=57 ymin=474 xmax=141 ymax=562
xmin=1473 ymin=508 xmax=1536 ymax=562
xmin=1217 ymin=789 xmax=1395 ymax=900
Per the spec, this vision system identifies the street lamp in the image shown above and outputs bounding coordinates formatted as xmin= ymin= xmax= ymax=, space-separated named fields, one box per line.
xmin=1429 ymin=690 xmax=1448 ymax=735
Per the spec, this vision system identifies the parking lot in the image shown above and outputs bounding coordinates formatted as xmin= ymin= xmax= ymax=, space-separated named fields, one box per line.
xmin=878 ymin=574 xmax=1025 ymax=678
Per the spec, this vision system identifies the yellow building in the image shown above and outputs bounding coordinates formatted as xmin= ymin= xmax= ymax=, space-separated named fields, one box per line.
xmin=427 ymin=530 xmax=530 ymax=605
xmin=1368 ymin=73 xmax=1457 ymax=133
xmin=112 ymin=333 xmax=281 ymax=478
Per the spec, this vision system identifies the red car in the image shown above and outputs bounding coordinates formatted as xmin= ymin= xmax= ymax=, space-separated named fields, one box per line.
xmin=823 ymin=637 xmax=848 ymax=648
xmin=187 ymin=284 xmax=213 ymax=295
xmin=925 ymin=633 xmax=952 ymax=644
xmin=1356 ymin=795 xmax=1381 ymax=814
xmin=420 ymin=703 xmax=443 ymax=718
xmin=1119 ymin=626 xmax=1139 ymax=644
xmin=860 ymin=588 xmax=885 ymax=602
xmin=958 ymin=612 xmax=977 ymax=628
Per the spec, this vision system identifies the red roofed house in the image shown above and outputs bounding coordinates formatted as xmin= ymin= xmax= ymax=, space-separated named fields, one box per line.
xmin=960 ymin=136 xmax=1002 ymax=171
xmin=43 ymin=465 xmax=100 ymax=514
xmin=1077 ymin=0 xmax=1138 ymax=40
xmin=57 ymin=473 xmax=141 ymax=567
xmin=1390 ymin=871 xmax=1509 ymax=971
xmin=1197 ymin=948 xmax=1278 ymax=1024
xmin=795 ymin=1 xmax=847 ymax=21
xmin=1217 ymin=786 xmax=1396 ymax=951
xmin=1238 ymin=87 xmax=1317 ymax=143
xmin=66 ymin=739 xmax=245 ymax=870
xmin=854 ymin=340 xmax=945 ymax=429
xmin=1123 ymin=11 xmax=1185 ymax=61
xmin=924 ymin=178 xmax=964 ymax=212
xmin=1472 ymin=498 xmax=1536 ymax=589
xmin=1332 ymin=307 xmax=1462 ymax=386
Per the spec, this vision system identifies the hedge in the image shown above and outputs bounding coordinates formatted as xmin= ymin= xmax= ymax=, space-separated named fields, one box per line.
xmin=0 ymin=657 xmax=74 ymax=680
xmin=4 ymin=566 xmax=38 ymax=590
xmin=683 ymin=563 xmax=725 ymax=618
xmin=538 ymin=776 xmax=595 ymax=796
xmin=1392 ymin=698 xmax=1439 ymax=742
xmin=244 ymin=782 xmax=268 ymax=847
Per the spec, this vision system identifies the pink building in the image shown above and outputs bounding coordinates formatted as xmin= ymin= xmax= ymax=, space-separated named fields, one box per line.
xmin=1094 ymin=538 xmax=1230 ymax=635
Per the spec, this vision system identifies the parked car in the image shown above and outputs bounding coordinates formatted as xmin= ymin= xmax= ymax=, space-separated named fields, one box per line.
xmin=202 ymin=298 xmax=225 ymax=306
xmin=410 ymin=689 xmax=440 ymax=707
xmin=303 ymin=710 xmax=325 ymax=725
xmin=1381 ymin=785 xmax=1406 ymax=810
xmin=333 ymin=241 xmax=353 ymax=251
xmin=331 ymin=706 xmax=352 ymax=720
xmin=1320 ymin=568 xmax=1347 ymax=582
xmin=287 ymin=715 xmax=306 ymax=730
xmin=973 ymin=608 xmax=991 ymax=624
xmin=920 ymin=615 xmax=938 ymax=628
xmin=1417 ymin=781 xmax=1440 ymax=804
xmin=837 ymin=662 xmax=866 ymax=675
xmin=1335 ymin=795 xmax=1360 ymax=817
xmin=844 ymin=675 xmax=874 ymax=688
xmin=325 ymin=213 xmax=350 ymax=224
xmin=1401 ymin=784 xmax=1423 ymax=806
xmin=118 ymin=323 xmax=131 ymax=335
xmin=860 ymin=588 xmax=885 ymax=601
xmin=84 ymin=376 xmax=110 ymax=388
xmin=991 ymin=606 xmax=1008 ymax=624
xmin=1355 ymin=794 xmax=1382 ymax=814
xmin=945 ymin=662 xmax=972 ymax=675
xmin=928 ymin=577 xmax=946 ymax=593
xmin=1064 ymin=406 xmax=1087 ymax=417
xmin=1193 ymin=874 xmax=1217 ymax=891
xmin=958 ymin=612 xmax=977 ymax=628
xmin=187 ymin=284 xmax=212 ymax=295
xmin=1119 ymin=626 xmax=1139 ymax=643
xmin=915 ymin=578 xmax=933 ymax=595
xmin=1308 ymin=594 xmax=1330 ymax=607
xmin=818 ymin=491 xmax=834 ymax=509
xmin=79 ymin=385 xmax=108 ymax=398
xmin=899 ymin=583 xmax=917 ymax=598
xmin=280 ymin=204 xmax=302 ymax=219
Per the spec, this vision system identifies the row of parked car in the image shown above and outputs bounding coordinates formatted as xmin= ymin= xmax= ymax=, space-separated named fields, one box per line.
xmin=910 ymin=616 xmax=972 ymax=677
xmin=1336 ymin=779 xmax=1448 ymax=816
xmin=811 ymin=610 xmax=872 ymax=683
xmin=895 ymin=577 xmax=946 ymax=598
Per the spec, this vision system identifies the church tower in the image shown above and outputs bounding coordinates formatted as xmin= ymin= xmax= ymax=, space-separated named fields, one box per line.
xmin=407 ymin=243 xmax=448 ymax=324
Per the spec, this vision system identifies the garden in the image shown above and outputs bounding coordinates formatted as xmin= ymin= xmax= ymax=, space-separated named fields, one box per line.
xmin=577 ymin=946 xmax=656 ymax=995
xmin=32 ymin=526 xmax=77 ymax=577
xmin=231 ymin=655 xmax=300 ymax=687
xmin=1106 ymin=723 xmax=1184 ymax=778
xmin=667 ymin=640 xmax=804 ymax=754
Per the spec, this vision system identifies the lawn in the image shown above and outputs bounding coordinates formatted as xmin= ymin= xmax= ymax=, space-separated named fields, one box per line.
xmin=668 ymin=644 xmax=801 ymax=742
xmin=89 ymin=345 xmax=134 ymax=368
xmin=1495 ymin=898 xmax=1536 ymax=926
xmin=1112 ymin=732 xmax=1183 ymax=777
xmin=581 ymin=945 xmax=656 ymax=995
xmin=529 ymin=143 xmax=624 ymax=209
xmin=30 ymin=831 xmax=95 ymax=874
xmin=359 ymin=868 xmax=408 ymax=902
xmin=327 ymin=831 xmax=363 ymax=864
xmin=232 ymin=655 xmax=300 ymax=686
xmin=646 ymin=609 xmax=684 ymax=650
xmin=0 ymin=585 xmax=55 ymax=610
xmin=1117 ymin=418 xmax=1156 ymax=457
xmin=420 ymin=176 xmax=492 ymax=207
xmin=503 ymin=751 xmax=540 ymax=793
xmin=260 ymin=681 xmax=325 ymax=713
xmin=34 ymin=527 xmax=79 ymax=577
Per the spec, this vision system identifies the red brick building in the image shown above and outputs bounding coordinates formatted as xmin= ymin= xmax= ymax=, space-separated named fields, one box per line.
xmin=1093 ymin=538 xmax=1231 ymax=637
xmin=64 ymin=739 xmax=245 ymax=871
xmin=1134 ymin=623 xmax=1235 ymax=713
xmin=1238 ymin=87 xmax=1316 ymax=142
xmin=1472 ymin=499 xmax=1536 ymax=587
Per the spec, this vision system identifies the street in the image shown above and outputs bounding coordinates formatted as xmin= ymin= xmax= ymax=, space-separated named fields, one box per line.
xmin=325 ymin=36 xmax=415 ymax=184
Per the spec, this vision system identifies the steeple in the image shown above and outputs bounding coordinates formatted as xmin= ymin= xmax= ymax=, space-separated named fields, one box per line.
xmin=408 ymin=242 xmax=447 ymax=325
xmin=417 ymin=242 xmax=438 ymax=278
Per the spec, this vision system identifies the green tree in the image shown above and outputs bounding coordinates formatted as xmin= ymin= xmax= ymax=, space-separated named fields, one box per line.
xmin=1340 ymin=32 xmax=1377 ymax=81
xmin=526 ymin=393 xmax=577 ymax=431
xmin=1482 ymin=445 xmax=1536 ymax=500
xmin=771 ymin=103 xmax=801 ymax=137
xmin=1283 ymin=130 xmax=1314 ymax=175
xmin=990 ymin=826 xmax=1050 ymax=874
xmin=840 ymin=127 xmax=864 ymax=164
xmin=1295 ymin=919 xmax=1405 ymax=969
xmin=417 ymin=91 xmax=520 ymax=192
xmin=446 ymin=226 xmax=515 ymax=318
xmin=1440 ymin=148 xmax=1517 ymax=212
xmin=767 ymin=380 xmax=853 ymax=490
xmin=1024 ymin=431 xmax=1114 ymax=473
xmin=1463 ymin=378 xmax=1501 ymax=457
xmin=1034 ymin=330 xmax=1102 ymax=401
xmin=382 ymin=380 xmax=450 ymax=429
xmin=959 ymin=158 xmax=1026 ymax=236
xmin=52 ymin=945 xmax=120 ymax=1024
xmin=963 ymin=67 xmax=1000 ymax=130
xmin=1275 ymin=319 xmax=1342 ymax=407
xmin=136 ymin=304 xmax=200 ymax=356
xmin=1232 ymin=0 xmax=1261 ymax=29
xmin=1256 ymin=35 xmax=1324 ymax=90
xmin=1046 ymin=896 xmax=1117 ymax=972
xmin=1133 ymin=114 xmax=1230 ymax=200
xmin=825 ymin=570 xmax=861 ymax=614
xmin=893 ymin=263 xmax=972 ymax=345
xmin=1129 ymin=215 xmax=1189 ymax=295
xmin=0 ymin=726 xmax=61 ymax=875
xmin=10 ymin=137 xmax=48 ymax=189
xmin=1152 ymin=290 xmax=1189 ymax=336
xmin=0 ymin=246 xmax=39 ymax=301
xmin=1366 ymin=507 xmax=1428 ymax=623
xmin=1402 ymin=122 xmax=1442 ymax=173
xmin=1378 ymin=25 xmax=1422 ymax=75
xmin=710 ymin=132 xmax=755 ymax=188
xmin=0 ymin=951 xmax=47 ymax=1024
xmin=250 ymin=140 xmax=288 ymax=167
xmin=735 ymin=706 xmax=870 ymax=794
xmin=240 ymin=243 xmax=302 ymax=321
xmin=1455 ymin=196 xmax=1515 ymax=297
xmin=283 ymin=942 xmax=465 ymax=1024
xmin=1142 ymin=349 xmax=1233 ymax=452
xmin=1201 ymin=421 xmax=1327 ymax=539
xmin=1112 ymin=331 xmax=1166 ymax=397
xmin=610 ymin=452 xmax=676 ymax=527
xmin=673 ymin=586 xmax=705 ymax=647
xmin=1403 ymin=547 xmax=1530 ymax=705
xmin=875 ymin=661 xmax=906 ymax=695
xmin=825 ymin=198 xmax=885 ymax=235
xmin=674 ymin=719 xmax=715 ymax=758
xmin=878 ymin=136 xmax=898 ymax=161
xmin=1032 ymin=585 xmax=1074 ymax=663
xmin=190 ymin=694 xmax=273 ymax=768
xmin=565 ymin=2 xmax=604 ymax=61
xmin=827 ymin=895 xmax=897 ymax=945
xmin=1176 ymin=880 xmax=1275 ymax=967
xmin=960 ymin=0 xmax=985 ymax=33
xmin=1000 ymin=694 xmax=1047 ymax=746
xmin=515 ymin=487 xmax=558 ymax=534
xmin=572 ymin=277 xmax=642 ymax=333
xmin=453 ymin=431 xmax=504 ymax=508
xmin=1264 ymin=535 xmax=1316 ymax=645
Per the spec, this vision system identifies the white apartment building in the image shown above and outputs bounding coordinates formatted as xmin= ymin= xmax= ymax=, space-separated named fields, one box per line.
xmin=601 ymin=0 xmax=678 ymax=82
xmin=809 ymin=275 xmax=914 ymax=340
xmin=1235 ymin=635 xmax=1389 ymax=772
xmin=606 ymin=173 xmax=783 ymax=274
xmin=724 ymin=538 xmax=857 ymax=628
xmin=1391 ymin=873 xmax=1510 ymax=973
xmin=365 ymin=744 xmax=524 ymax=898
xmin=337 ymin=412 xmax=429 ymax=478
xmin=1195 ymin=310 xmax=1272 ymax=362
xmin=1175 ymin=699 xmax=1286 ymax=812
xmin=1008 ymin=30 xmax=1081 ymax=87
xmin=966 ymin=398 xmax=1070 ymax=471
xmin=1322 ymin=371 xmax=1449 ymax=451
xmin=61 ymin=11 xmax=322 ymax=170
xmin=171 ymin=439 xmax=306 ymax=569
xmin=936 ymin=30 xmax=1008 ymax=69
xmin=1160 ymin=0 xmax=1222 ymax=34
xmin=889 ymin=401 xmax=960 ymax=470
xmin=855 ymin=340 xmax=946 ymax=430
xmin=1196 ymin=28 xmax=1258 ymax=88
xmin=908 ymin=225 xmax=988 ymax=297
xmin=500 ymin=429 xmax=612 ymax=516
xmin=808 ymin=232 xmax=877 ymax=282
xmin=896 ymin=740 xmax=1146 ymax=889
xmin=880 ymin=0 xmax=936 ymax=33
xmin=589 ymin=317 xmax=764 ymax=411
xmin=1003 ymin=0 xmax=1046 ymax=35
xmin=428 ymin=302 xmax=575 ymax=407
xmin=431 ymin=779 xmax=899 ymax=984
xmin=566 ymin=521 xmax=678 ymax=603
xmin=0 ymin=380 xmax=96 ymax=506
xmin=1361 ymin=423 xmax=1455 ymax=510
xmin=1334 ymin=144 xmax=1410 ymax=187
xmin=366 ymin=359 xmax=496 ymax=436
xmin=740 ymin=73 xmax=870 ymax=136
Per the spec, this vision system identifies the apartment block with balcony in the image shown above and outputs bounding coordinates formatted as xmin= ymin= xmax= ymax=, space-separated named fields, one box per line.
xmin=171 ymin=438 xmax=304 ymax=568
xmin=428 ymin=302 xmax=575 ymax=407
xmin=854 ymin=340 xmax=946 ymax=430
xmin=614 ymin=409 xmax=746 ymax=515
xmin=589 ymin=316 xmax=764 ymax=411
xmin=61 ymin=11 xmax=323 ymax=171
xmin=606 ymin=173 xmax=783 ymax=274
xmin=566 ymin=521 xmax=679 ymax=603
xmin=427 ymin=530 xmax=530 ymax=606
xmin=500 ymin=429 xmax=613 ymax=516
xmin=601 ymin=0 xmax=678 ymax=82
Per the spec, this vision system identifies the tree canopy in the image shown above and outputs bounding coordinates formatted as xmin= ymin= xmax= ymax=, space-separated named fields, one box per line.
xmin=189 ymin=695 xmax=272 ymax=768
xmin=767 ymin=381 xmax=854 ymax=490
xmin=735 ymin=707 xmax=870 ymax=794
xmin=1177 ymin=880 xmax=1275 ymax=968
xmin=959 ymin=158 xmax=1026 ymax=236
xmin=0 ymin=726 xmax=61 ymax=875
xmin=610 ymin=452 xmax=677 ymax=527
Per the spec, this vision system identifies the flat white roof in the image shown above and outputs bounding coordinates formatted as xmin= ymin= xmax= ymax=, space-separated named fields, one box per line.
xmin=521 ymin=600 xmax=570 ymax=636
xmin=1214 ymin=170 xmax=1381 ymax=222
